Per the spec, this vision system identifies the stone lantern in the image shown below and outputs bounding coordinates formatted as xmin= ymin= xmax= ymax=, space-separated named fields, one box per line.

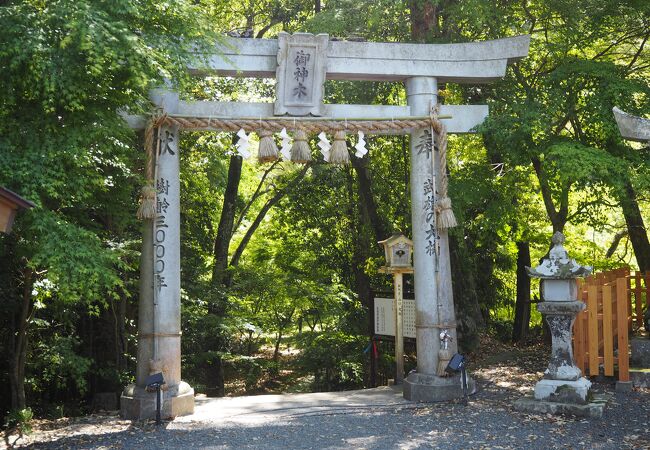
xmin=517 ymin=232 xmax=602 ymax=415
xmin=378 ymin=234 xmax=413 ymax=269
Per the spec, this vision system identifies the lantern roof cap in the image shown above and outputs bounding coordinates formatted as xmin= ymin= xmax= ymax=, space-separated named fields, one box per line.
xmin=378 ymin=233 xmax=412 ymax=246
xmin=526 ymin=232 xmax=591 ymax=279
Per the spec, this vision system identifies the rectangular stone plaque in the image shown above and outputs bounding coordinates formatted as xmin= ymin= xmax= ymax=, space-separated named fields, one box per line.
xmin=274 ymin=32 xmax=328 ymax=116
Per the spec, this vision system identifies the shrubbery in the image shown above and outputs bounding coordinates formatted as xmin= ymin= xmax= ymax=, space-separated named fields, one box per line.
xmin=296 ymin=332 xmax=366 ymax=392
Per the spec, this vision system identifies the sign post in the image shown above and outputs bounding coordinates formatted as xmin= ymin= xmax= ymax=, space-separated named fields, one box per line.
xmin=378 ymin=234 xmax=414 ymax=384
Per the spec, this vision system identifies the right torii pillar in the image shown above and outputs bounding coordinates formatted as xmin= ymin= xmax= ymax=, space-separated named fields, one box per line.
xmin=403 ymin=76 xmax=473 ymax=400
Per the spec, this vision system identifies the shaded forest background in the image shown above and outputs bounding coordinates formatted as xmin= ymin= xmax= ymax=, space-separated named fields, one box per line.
xmin=0 ymin=0 xmax=648 ymax=421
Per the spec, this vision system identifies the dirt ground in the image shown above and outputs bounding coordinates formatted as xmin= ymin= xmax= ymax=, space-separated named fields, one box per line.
xmin=4 ymin=337 xmax=649 ymax=449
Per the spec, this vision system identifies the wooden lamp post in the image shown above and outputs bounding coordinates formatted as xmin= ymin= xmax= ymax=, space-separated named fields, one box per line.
xmin=0 ymin=187 xmax=35 ymax=234
xmin=378 ymin=233 xmax=414 ymax=384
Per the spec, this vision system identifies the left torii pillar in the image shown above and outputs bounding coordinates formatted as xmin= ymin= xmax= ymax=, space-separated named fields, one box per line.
xmin=121 ymin=114 xmax=194 ymax=419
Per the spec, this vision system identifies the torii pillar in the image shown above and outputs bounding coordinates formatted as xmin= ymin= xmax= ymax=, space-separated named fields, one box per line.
xmin=403 ymin=77 xmax=474 ymax=400
xmin=121 ymin=93 xmax=194 ymax=420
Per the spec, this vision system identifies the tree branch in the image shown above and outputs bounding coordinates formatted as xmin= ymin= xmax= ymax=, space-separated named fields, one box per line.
xmin=606 ymin=231 xmax=628 ymax=258
xmin=229 ymin=165 xmax=310 ymax=271
xmin=591 ymin=26 xmax=646 ymax=60
xmin=233 ymin=159 xmax=281 ymax=234
xmin=627 ymin=30 xmax=650 ymax=70
xmin=531 ymin=157 xmax=559 ymax=226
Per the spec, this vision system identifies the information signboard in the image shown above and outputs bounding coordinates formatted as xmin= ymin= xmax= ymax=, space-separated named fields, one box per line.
xmin=374 ymin=297 xmax=416 ymax=339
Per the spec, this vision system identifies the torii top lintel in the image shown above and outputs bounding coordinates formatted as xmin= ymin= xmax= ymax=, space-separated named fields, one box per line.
xmin=128 ymin=33 xmax=530 ymax=133
xmin=191 ymin=33 xmax=531 ymax=83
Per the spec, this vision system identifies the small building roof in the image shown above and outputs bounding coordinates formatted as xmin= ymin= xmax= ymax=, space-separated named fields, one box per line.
xmin=0 ymin=186 xmax=36 ymax=210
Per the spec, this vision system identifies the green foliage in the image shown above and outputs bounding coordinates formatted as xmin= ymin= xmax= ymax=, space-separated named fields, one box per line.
xmin=4 ymin=408 xmax=33 ymax=435
xmin=0 ymin=0 xmax=223 ymax=414
xmin=306 ymin=0 xmax=410 ymax=40
xmin=29 ymin=336 xmax=92 ymax=397
xmin=223 ymin=355 xmax=266 ymax=393
xmin=296 ymin=331 xmax=367 ymax=391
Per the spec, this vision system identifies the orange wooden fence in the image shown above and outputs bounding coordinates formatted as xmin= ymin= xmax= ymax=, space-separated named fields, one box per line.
xmin=628 ymin=271 xmax=650 ymax=330
xmin=573 ymin=269 xmax=649 ymax=382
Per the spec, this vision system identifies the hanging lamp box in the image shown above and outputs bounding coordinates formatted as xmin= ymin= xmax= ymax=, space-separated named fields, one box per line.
xmin=378 ymin=233 xmax=413 ymax=268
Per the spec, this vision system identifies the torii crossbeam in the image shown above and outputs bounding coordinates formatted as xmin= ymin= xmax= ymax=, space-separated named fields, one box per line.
xmin=613 ymin=107 xmax=650 ymax=143
xmin=120 ymin=33 xmax=530 ymax=420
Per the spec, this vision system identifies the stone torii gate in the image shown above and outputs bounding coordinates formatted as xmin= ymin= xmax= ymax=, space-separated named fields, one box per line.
xmin=120 ymin=32 xmax=530 ymax=419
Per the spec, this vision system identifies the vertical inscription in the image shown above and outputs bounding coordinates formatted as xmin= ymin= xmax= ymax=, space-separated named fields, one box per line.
xmin=154 ymin=193 xmax=168 ymax=293
xmin=416 ymin=129 xmax=432 ymax=159
xmin=286 ymin=46 xmax=315 ymax=104
xmin=293 ymin=50 xmax=310 ymax=99
xmin=154 ymin=129 xmax=176 ymax=295
xmin=423 ymin=177 xmax=437 ymax=256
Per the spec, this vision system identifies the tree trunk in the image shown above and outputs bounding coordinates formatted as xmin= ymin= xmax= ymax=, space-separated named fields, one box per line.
xmin=212 ymin=153 xmax=243 ymax=287
xmin=345 ymin=167 xmax=377 ymax=385
xmin=350 ymin=156 xmax=390 ymax=242
xmin=346 ymin=168 xmax=373 ymax=313
xmin=206 ymin=151 xmax=242 ymax=397
xmin=409 ymin=0 xmax=438 ymax=42
xmin=449 ymin=235 xmax=484 ymax=351
xmin=531 ymin=157 xmax=569 ymax=235
xmin=273 ymin=332 xmax=283 ymax=362
xmin=512 ymin=241 xmax=531 ymax=343
xmin=619 ymin=181 xmax=650 ymax=272
xmin=111 ymin=290 xmax=128 ymax=376
xmin=9 ymin=268 xmax=34 ymax=410
xmin=350 ymin=151 xmax=392 ymax=388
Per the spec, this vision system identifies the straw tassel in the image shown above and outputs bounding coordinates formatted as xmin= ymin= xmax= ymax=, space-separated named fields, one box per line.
xmin=329 ymin=130 xmax=350 ymax=165
xmin=137 ymin=119 xmax=158 ymax=220
xmin=436 ymin=197 xmax=457 ymax=229
xmin=137 ymin=185 xmax=157 ymax=220
xmin=257 ymin=129 xmax=279 ymax=163
xmin=436 ymin=348 xmax=452 ymax=376
xmin=290 ymin=129 xmax=311 ymax=163
xmin=431 ymin=107 xmax=457 ymax=230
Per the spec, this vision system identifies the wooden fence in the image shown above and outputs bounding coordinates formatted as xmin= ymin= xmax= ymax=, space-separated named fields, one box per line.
xmin=573 ymin=268 xmax=649 ymax=382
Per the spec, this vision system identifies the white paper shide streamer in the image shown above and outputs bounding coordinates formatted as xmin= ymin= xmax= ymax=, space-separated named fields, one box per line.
xmin=354 ymin=131 xmax=367 ymax=158
xmin=236 ymin=128 xmax=251 ymax=159
xmin=317 ymin=131 xmax=331 ymax=162
xmin=279 ymin=128 xmax=292 ymax=160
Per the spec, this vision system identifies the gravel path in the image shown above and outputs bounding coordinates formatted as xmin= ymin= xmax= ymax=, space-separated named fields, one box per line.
xmin=11 ymin=378 xmax=650 ymax=450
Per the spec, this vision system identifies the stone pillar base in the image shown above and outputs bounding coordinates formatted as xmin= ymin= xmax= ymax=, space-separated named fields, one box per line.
xmin=514 ymin=393 xmax=608 ymax=418
xmin=534 ymin=377 xmax=591 ymax=404
xmin=120 ymin=381 xmax=194 ymax=420
xmin=403 ymin=372 xmax=476 ymax=402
